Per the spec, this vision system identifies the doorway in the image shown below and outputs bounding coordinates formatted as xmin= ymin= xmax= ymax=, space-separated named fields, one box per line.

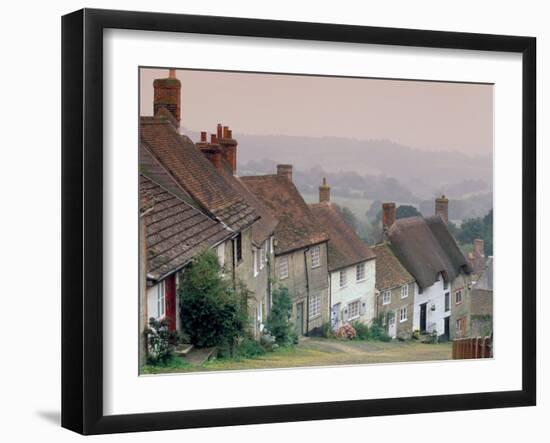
xmin=420 ymin=302 xmax=427 ymax=333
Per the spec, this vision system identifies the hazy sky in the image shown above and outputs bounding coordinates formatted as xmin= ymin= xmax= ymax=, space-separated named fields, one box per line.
xmin=140 ymin=68 xmax=493 ymax=156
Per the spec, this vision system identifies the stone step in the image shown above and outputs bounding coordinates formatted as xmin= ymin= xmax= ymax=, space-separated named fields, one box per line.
xmin=174 ymin=343 xmax=193 ymax=357
xmin=183 ymin=347 xmax=217 ymax=366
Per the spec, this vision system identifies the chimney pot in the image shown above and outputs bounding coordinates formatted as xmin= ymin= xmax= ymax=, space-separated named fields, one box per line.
xmin=473 ymin=238 xmax=485 ymax=256
xmin=223 ymin=126 xmax=230 ymax=138
xmin=216 ymin=123 xmax=223 ymax=140
xmin=435 ymin=194 xmax=449 ymax=224
xmin=382 ymin=203 xmax=396 ymax=230
xmin=211 ymin=134 xmax=218 ymax=144
xmin=277 ymin=164 xmax=293 ymax=182
xmin=200 ymin=131 xmax=207 ymax=142
xmin=153 ymin=70 xmax=182 ymax=128
xmin=319 ymin=177 xmax=331 ymax=203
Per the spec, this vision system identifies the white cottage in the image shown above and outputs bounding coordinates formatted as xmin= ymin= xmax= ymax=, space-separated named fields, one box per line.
xmin=310 ymin=178 xmax=377 ymax=330
xmin=382 ymin=198 xmax=471 ymax=340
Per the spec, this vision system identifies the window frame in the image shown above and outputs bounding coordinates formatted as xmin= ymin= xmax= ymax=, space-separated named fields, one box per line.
xmin=348 ymin=299 xmax=361 ymax=320
xmin=356 ymin=262 xmax=366 ymax=282
xmin=382 ymin=290 xmax=391 ymax=305
xmin=311 ymin=245 xmax=321 ymax=269
xmin=399 ymin=306 xmax=408 ymax=322
xmin=455 ymin=288 xmax=463 ymax=305
xmin=309 ymin=294 xmax=321 ymax=319
xmin=400 ymin=284 xmax=409 ymax=299
xmin=278 ymin=255 xmax=289 ymax=280
xmin=339 ymin=269 xmax=347 ymax=288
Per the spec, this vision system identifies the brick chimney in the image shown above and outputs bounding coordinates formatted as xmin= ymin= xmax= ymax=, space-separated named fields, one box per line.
xmin=473 ymin=238 xmax=485 ymax=257
xmin=277 ymin=164 xmax=293 ymax=182
xmin=319 ymin=177 xmax=330 ymax=203
xmin=197 ymin=133 xmax=222 ymax=170
xmin=435 ymin=195 xmax=449 ymax=224
xmin=153 ymin=69 xmax=181 ymax=128
xmin=219 ymin=124 xmax=238 ymax=174
xmin=382 ymin=202 xmax=396 ymax=230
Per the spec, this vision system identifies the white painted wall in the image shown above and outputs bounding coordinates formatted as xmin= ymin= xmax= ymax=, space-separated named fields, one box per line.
xmin=330 ymin=259 xmax=376 ymax=328
xmin=412 ymin=274 xmax=449 ymax=336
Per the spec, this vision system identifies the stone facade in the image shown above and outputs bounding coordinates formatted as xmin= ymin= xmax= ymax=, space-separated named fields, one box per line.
xmin=274 ymin=243 xmax=330 ymax=336
xmin=377 ymin=281 xmax=416 ymax=340
xmin=449 ymin=273 xmax=472 ymax=339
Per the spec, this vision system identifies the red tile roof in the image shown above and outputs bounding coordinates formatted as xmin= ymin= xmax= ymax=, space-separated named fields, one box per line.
xmin=309 ymin=202 xmax=375 ymax=271
xmin=240 ymin=174 xmax=328 ymax=254
xmin=373 ymin=243 xmax=415 ymax=290
xmin=140 ymin=116 xmax=258 ymax=232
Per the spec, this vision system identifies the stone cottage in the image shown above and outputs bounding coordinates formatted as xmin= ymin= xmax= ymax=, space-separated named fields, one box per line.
xmin=241 ymin=166 xmax=330 ymax=336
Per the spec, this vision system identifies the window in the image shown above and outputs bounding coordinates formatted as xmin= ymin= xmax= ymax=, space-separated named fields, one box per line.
xmin=260 ymin=241 xmax=267 ymax=269
xmin=382 ymin=290 xmax=391 ymax=305
xmin=216 ymin=243 xmax=225 ymax=268
xmin=445 ymin=292 xmax=450 ymax=312
xmin=399 ymin=306 xmax=408 ymax=322
xmin=270 ymin=236 xmax=274 ymax=254
xmin=311 ymin=246 xmax=320 ymax=268
xmin=400 ymin=284 xmax=409 ymax=299
xmin=455 ymin=289 xmax=463 ymax=305
xmin=279 ymin=256 xmax=289 ymax=280
xmin=456 ymin=317 xmax=465 ymax=337
xmin=234 ymin=233 xmax=242 ymax=262
xmin=253 ymin=248 xmax=258 ymax=277
xmin=356 ymin=262 xmax=366 ymax=281
xmin=155 ymin=281 xmax=166 ymax=318
xmin=309 ymin=294 xmax=321 ymax=319
xmin=339 ymin=270 xmax=347 ymax=288
xmin=348 ymin=300 xmax=360 ymax=320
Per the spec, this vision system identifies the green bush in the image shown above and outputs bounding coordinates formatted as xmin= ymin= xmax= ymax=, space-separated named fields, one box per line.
xmin=369 ymin=314 xmax=391 ymax=342
xmin=352 ymin=321 xmax=370 ymax=340
xmin=179 ymin=250 xmax=249 ymax=349
xmin=265 ymin=287 xmax=295 ymax=346
xmin=321 ymin=321 xmax=336 ymax=338
xmin=217 ymin=336 xmax=267 ymax=360
xmin=144 ymin=317 xmax=176 ymax=365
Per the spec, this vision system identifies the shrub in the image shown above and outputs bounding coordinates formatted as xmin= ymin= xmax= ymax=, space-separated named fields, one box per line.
xmin=179 ymin=250 xmax=249 ymax=349
xmin=352 ymin=321 xmax=370 ymax=340
xmin=412 ymin=329 xmax=421 ymax=340
xmin=265 ymin=287 xmax=296 ymax=346
xmin=321 ymin=321 xmax=336 ymax=339
xmin=369 ymin=314 xmax=391 ymax=342
xmin=336 ymin=323 xmax=357 ymax=340
xmin=144 ymin=317 xmax=176 ymax=365
xmin=217 ymin=336 xmax=267 ymax=360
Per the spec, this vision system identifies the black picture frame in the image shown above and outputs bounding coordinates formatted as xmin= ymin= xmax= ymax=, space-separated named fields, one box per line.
xmin=61 ymin=8 xmax=536 ymax=435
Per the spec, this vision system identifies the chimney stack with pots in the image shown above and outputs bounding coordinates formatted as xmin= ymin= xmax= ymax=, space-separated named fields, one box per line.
xmin=196 ymin=131 xmax=222 ymax=171
xmin=153 ymin=69 xmax=181 ymax=128
xmin=382 ymin=202 xmax=396 ymax=231
xmin=473 ymin=238 xmax=485 ymax=257
xmin=218 ymin=124 xmax=238 ymax=175
xmin=319 ymin=177 xmax=331 ymax=203
xmin=277 ymin=164 xmax=293 ymax=182
xmin=435 ymin=195 xmax=449 ymax=224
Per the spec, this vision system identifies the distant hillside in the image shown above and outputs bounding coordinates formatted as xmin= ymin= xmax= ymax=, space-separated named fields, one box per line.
xmin=183 ymin=128 xmax=493 ymax=222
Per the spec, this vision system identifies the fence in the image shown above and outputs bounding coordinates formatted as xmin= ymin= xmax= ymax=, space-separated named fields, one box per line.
xmin=452 ymin=337 xmax=492 ymax=359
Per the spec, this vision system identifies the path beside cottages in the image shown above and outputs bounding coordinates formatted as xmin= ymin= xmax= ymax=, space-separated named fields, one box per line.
xmin=145 ymin=338 xmax=453 ymax=374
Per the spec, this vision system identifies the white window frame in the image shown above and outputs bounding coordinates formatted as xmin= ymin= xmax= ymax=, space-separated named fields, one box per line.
xmin=348 ymin=299 xmax=361 ymax=320
xmin=253 ymin=248 xmax=258 ymax=277
xmin=382 ymin=290 xmax=391 ymax=305
xmin=356 ymin=262 xmax=366 ymax=282
xmin=311 ymin=245 xmax=320 ymax=269
xmin=279 ymin=255 xmax=289 ymax=280
xmin=260 ymin=241 xmax=266 ymax=270
xmin=309 ymin=294 xmax=321 ymax=319
xmin=400 ymin=284 xmax=409 ymax=299
xmin=270 ymin=236 xmax=274 ymax=254
xmin=157 ymin=280 xmax=166 ymax=319
xmin=399 ymin=306 xmax=408 ymax=322
xmin=339 ymin=270 xmax=347 ymax=288
xmin=455 ymin=288 xmax=463 ymax=305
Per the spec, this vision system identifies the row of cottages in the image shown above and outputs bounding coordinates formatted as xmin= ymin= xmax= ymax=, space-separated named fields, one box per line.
xmin=379 ymin=198 xmax=475 ymax=340
xmin=139 ymin=70 xmax=278 ymax=359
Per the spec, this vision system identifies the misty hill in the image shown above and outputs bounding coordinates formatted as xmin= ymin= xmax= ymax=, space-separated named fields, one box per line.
xmin=183 ymin=128 xmax=492 ymax=222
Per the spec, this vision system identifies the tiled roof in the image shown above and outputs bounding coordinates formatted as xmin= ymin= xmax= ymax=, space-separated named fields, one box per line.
xmin=140 ymin=173 xmax=231 ymax=281
xmin=387 ymin=216 xmax=470 ymax=290
xmin=309 ymin=202 xmax=375 ymax=271
xmin=372 ymin=243 xmax=415 ymax=290
xmin=140 ymin=116 xmax=258 ymax=232
xmin=240 ymin=175 xmax=328 ymax=254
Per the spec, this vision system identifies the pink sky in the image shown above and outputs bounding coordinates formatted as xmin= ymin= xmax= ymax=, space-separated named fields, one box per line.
xmin=140 ymin=68 xmax=493 ymax=157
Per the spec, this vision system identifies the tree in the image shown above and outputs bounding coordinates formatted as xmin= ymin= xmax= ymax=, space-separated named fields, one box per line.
xmin=334 ymin=203 xmax=358 ymax=232
xmin=396 ymin=205 xmax=422 ymax=219
xmin=265 ymin=287 xmax=296 ymax=346
xmin=457 ymin=217 xmax=485 ymax=244
xmin=178 ymin=250 xmax=249 ymax=349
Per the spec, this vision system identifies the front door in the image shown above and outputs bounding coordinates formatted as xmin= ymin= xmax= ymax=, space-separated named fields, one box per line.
xmin=295 ymin=302 xmax=304 ymax=336
xmin=420 ymin=303 xmax=427 ymax=333
xmin=331 ymin=303 xmax=340 ymax=330
xmin=444 ymin=316 xmax=450 ymax=341
xmin=388 ymin=311 xmax=397 ymax=339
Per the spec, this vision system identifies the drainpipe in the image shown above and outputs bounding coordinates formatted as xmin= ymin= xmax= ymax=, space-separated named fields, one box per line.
xmin=304 ymin=247 xmax=310 ymax=336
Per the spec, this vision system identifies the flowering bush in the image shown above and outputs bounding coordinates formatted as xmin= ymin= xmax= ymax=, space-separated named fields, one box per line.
xmin=336 ymin=323 xmax=357 ymax=340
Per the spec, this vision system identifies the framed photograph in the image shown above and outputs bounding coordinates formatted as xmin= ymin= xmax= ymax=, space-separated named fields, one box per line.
xmin=62 ymin=8 xmax=536 ymax=435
